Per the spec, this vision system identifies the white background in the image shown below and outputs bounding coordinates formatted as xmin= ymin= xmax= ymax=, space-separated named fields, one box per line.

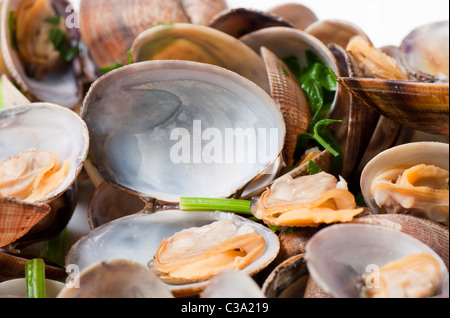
xmin=69 ymin=0 xmax=449 ymax=48
xmin=226 ymin=0 xmax=449 ymax=48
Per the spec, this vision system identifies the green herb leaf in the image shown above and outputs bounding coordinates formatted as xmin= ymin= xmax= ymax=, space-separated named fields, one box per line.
xmin=282 ymin=55 xmax=302 ymax=79
xmin=26 ymin=259 xmax=46 ymax=298
xmin=127 ymin=50 xmax=133 ymax=64
xmin=48 ymin=26 xmax=79 ymax=62
xmin=180 ymin=197 xmax=252 ymax=215
xmin=101 ymin=62 xmax=124 ymax=74
xmin=44 ymin=16 xmax=61 ymax=25
xmin=307 ymin=160 xmax=323 ymax=175
xmin=9 ymin=11 xmax=18 ymax=51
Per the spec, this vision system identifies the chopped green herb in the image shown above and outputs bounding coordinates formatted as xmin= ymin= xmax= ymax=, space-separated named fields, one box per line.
xmin=44 ymin=15 xmax=61 ymax=25
xmin=101 ymin=62 xmax=124 ymax=74
xmin=180 ymin=197 xmax=252 ymax=215
xmin=9 ymin=11 xmax=18 ymax=51
xmin=281 ymin=67 xmax=289 ymax=76
xmin=148 ymin=22 xmax=174 ymax=29
xmin=307 ymin=160 xmax=323 ymax=175
xmin=48 ymin=26 xmax=79 ymax=62
xmin=127 ymin=50 xmax=133 ymax=64
xmin=25 ymin=259 xmax=46 ymax=298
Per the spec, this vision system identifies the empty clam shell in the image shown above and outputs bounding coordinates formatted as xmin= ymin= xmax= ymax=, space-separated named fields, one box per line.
xmin=305 ymin=223 xmax=449 ymax=298
xmin=129 ymin=23 xmax=271 ymax=93
xmin=81 ymin=60 xmax=285 ymax=203
xmin=65 ymin=210 xmax=280 ymax=297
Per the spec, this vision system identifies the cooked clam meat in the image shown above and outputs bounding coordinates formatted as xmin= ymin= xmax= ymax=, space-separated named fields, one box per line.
xmin=149 ymin=220 xmax=265 ymax=285
xmin=362 ymin=252 xmax=443 ymax=298
xmin=252 ymin=172 xmax=364 ymax=227
xmin=371 ymin=164 xmax=449 ymax=224
xmin=12 ymin=0 xmax=76 ymax=78
xmin=0 ymin=149 xmax=69 ymax=201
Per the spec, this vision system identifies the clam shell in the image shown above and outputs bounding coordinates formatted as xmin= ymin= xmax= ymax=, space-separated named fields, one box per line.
xmin=0 ymin=198 xmax=50 ymax=248
xmin=65 ymin=210 xmax=280 ymax=297
xmin=268 ymin=3 xmax=318 ymax=31
xmin=360 ymin=141 xmax=449 ymax=224
xmin=81 ymin=60 xmax=285 ymax=203
xmin=305 ymin=19 xmax=371 ymax=48
xmin=0 ymin=0 xmax=82 ymax=108
xmin=79 ymin=0 xmax=227 ymax=71
xmin=305 ymin=223 xmax=449 ymax=298
xmin=240 ymin=27 xmax=343 ymax=118
xmin=57 ymin=259 xmax=174 ymax=298
xmin=129 ymin=23 xmax=270 ymax=93
xmin=400 ymin=20 xmax=449 ymax=81
xmin=208 ymin=7 xmax=293 ymax=38
xmin=0 ymin=103 xmax=89 ymax=204
xmin=260 ymin=46 xmax=312 ymax=167
xmin=338 ymin=77 xmax=449 ymax=136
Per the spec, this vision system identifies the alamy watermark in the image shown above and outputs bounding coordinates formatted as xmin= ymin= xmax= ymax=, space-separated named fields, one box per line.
xmin=169 ymin=120 xmax=281 ymax=165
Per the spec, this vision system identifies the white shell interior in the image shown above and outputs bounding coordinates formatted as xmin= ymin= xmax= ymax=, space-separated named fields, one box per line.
xmin=65 ymin=210 xmax=280 ymax=293
xmin=305 ymin=223 xmax=449 ymax=298
xmin=360 ymin=142 xmax=449 ymax=214
xmin=81 ymin=60 xmax=286 ymax=202
xmin=0 ymin=103 xmax=90 ymax=202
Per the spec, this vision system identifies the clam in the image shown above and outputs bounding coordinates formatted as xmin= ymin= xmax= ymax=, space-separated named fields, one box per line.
xmin=0 ymin=103 xmax=89 ymax=247
xmin=81 ymin=60 xmax=285 ymax=203
xmin=268 ymin=3 xmax=318 ymax=31
xmin=339 ymin=22 xmax=449 ymax=136
xmin=305 ymin=19 xmax=371 ymax=49
xmin=360 ymin=141 xmax=449 ymax=226
xmin=65 ymin=210 xmax=280 ymax=297
xmin=399 ymin=20 xmax=449 ymax=81
xmin=208 ymin=7 xmax=293 ymax=39
xmin=305 ymin=223 xmax=449 ymax=298
xmin=0 ymin=0 xmax=83 ymax=108
xmin=129 ymin=23 xmax=270 ymax=93
xmin=251 ymin=172 xmax=364 ymax=228
xmin=78 ymin=0 xmax=227 ymax=73
xmin=57 ymin=259 xmax=174 ymax=298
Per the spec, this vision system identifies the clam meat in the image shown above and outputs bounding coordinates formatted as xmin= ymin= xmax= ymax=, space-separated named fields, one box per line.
xmin=251 ymin=172 xmax=364 ymax=227
xmin=361 ymin=252 xmax=443 ymax=298
xmin=149 ymin=219 xmax=265 ymax=284
xmin=0 ymin=149 xmax=69 ymax=202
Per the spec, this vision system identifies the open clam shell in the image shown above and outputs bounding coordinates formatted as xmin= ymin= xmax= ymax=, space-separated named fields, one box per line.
xmin=305 ymin=223 xmax=449 ymax=298
xmin=81 ymin=60 xmax=285 ymax=203
xmin=360 ymin=142 xmax=449 ymax=225
xmin=129 ymin=23 xmax=270 ymax=93
xmin=399 ymin=20 xmax=449 ymax=81
xmin=0 ymin=0 xmax=83 ymax=108
xmin=0 ymin=103 xmax=89 ymax=205
xmin=65 ymin=210 xmax=280 ymax=297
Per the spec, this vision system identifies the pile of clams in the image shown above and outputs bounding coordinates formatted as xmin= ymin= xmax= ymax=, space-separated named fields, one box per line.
xmin=0 ymin=0 xmax=448 ymax=299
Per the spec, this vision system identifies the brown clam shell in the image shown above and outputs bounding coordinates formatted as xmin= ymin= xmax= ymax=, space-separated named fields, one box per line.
xmin=0 ymin=198 xmax=50 ymax=248
xmin=338 ymin=77 xmax=449 ymax=136
xmin=268 ymin=3 xmax=318 ymax=31
xmin=208 ymin=8 xmax=293 ymax=39
xmin=79 ymin=0 xmax=227 ymax=70
xmin=260 ymin=46 xmax=312 ymax=167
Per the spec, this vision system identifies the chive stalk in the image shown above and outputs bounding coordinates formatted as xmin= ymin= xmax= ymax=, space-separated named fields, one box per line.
xmin=25 ymin=259 xmax=46 ymax=298
xmin=180 ymin=197 xmax=252 ymax=215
